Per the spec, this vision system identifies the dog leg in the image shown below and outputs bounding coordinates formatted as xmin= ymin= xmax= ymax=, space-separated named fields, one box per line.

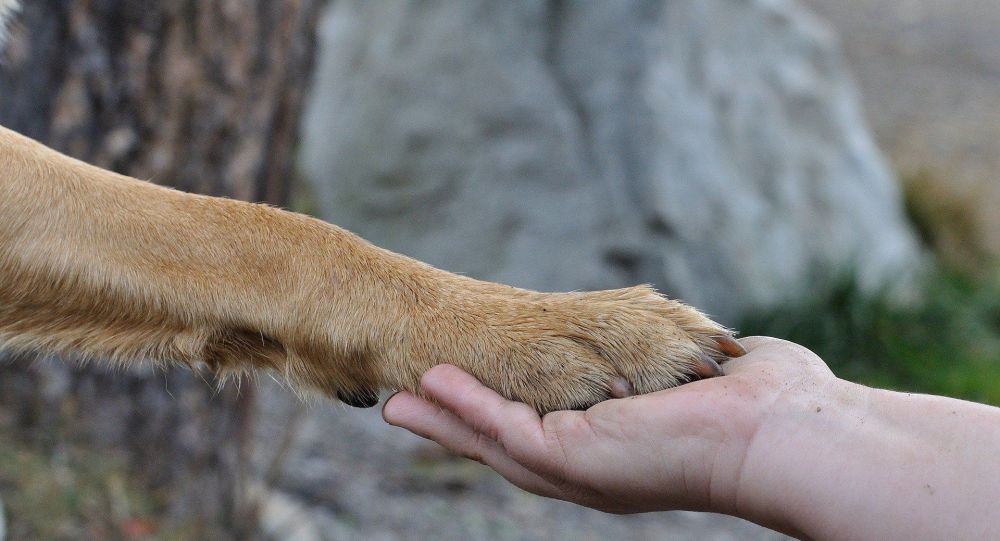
xmin=0 ymin=125 xmax=742 ymax=413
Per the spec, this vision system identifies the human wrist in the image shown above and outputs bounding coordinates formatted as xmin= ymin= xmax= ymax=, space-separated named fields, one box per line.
xmin=732 ymin=376 xmax=874 ymax=538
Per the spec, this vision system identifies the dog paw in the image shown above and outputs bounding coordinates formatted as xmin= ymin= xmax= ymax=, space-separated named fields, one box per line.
xmin=379 ymin=284 xmax=744 ymax=413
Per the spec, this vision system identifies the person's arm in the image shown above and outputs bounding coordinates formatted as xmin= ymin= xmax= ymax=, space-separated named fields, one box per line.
xmin=382 ymin=337 xmax=1000 ymax=540
xmin=739 ymin=367 xmax=1000 ymax=540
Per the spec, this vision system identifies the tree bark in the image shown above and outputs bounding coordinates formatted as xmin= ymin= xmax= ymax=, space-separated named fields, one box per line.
xmin=0 ymin=0 xmax=322 ymax=537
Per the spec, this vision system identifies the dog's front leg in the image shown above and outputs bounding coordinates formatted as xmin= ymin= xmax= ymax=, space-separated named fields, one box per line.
xmin=1 ymin=125 xmax=742 ymax=413
xmin=0 ymin=125 xmax=431 ymax=403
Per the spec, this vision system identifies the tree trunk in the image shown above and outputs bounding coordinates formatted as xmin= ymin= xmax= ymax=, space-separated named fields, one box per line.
xmin=0 ymin=0 xmax=321 ymax=537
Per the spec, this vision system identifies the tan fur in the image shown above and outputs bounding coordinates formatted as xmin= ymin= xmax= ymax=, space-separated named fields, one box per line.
xmin=0 ymin=125 xmax=732 ymax=412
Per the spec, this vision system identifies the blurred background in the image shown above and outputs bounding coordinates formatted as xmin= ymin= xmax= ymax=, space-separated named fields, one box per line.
xmin=0 ymin=0 xmax=997 ymax=539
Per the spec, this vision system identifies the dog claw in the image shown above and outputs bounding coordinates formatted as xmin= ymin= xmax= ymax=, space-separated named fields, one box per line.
xmin=713 ymin=335 xmax=747 ymax=358
xmin=692 ymin=352 xmax=724 ymax=379
xmin=609 ymin=376 xmax=635 ymax=399
xmin=337 ymin=388 xmax=379 ymax=408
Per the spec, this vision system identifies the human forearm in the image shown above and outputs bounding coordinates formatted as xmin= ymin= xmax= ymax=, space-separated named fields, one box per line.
xmin=740 ymin=382 xmax=1000 ymax=540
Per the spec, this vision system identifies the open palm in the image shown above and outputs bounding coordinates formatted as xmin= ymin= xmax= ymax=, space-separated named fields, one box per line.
xmin=382 ymin=337 xmax=836 ymax=514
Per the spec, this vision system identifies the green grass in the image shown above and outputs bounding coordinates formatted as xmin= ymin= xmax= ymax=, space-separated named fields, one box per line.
xmin=0 ymin=425 xmax=215 ymax=541
xmin=0 ymin=432 xmax=160 ymax=540
xmin=739 ymin=272 xmax=1000 ymax=406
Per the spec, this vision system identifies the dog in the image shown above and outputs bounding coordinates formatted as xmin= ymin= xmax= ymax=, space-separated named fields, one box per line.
xmin=0 ymin=3 xmax=742 ymax=414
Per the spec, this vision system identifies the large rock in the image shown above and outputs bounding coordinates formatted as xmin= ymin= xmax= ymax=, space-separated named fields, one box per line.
xmin=804 ymin=0 xmax=1000 ymax=272
xmin=300 ymin=0 xmax=922 ymax=322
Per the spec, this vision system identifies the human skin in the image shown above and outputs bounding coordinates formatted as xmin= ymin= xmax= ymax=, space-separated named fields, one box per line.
xmin=382 ymin=337 xmax=1000 ymax=540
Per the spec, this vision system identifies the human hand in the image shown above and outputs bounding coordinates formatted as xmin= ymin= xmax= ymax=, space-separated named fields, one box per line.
xmin=382 ymin=337 xmax=846 ymax=517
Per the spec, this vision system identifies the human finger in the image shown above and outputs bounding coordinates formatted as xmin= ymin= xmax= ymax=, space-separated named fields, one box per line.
xmin=382 ymin=388 xmax=563 ymax=498
xmin=417 ymin=365 xmax=551 ymax=460
xmin=725 ymin=336 xmax=834 ymax=377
